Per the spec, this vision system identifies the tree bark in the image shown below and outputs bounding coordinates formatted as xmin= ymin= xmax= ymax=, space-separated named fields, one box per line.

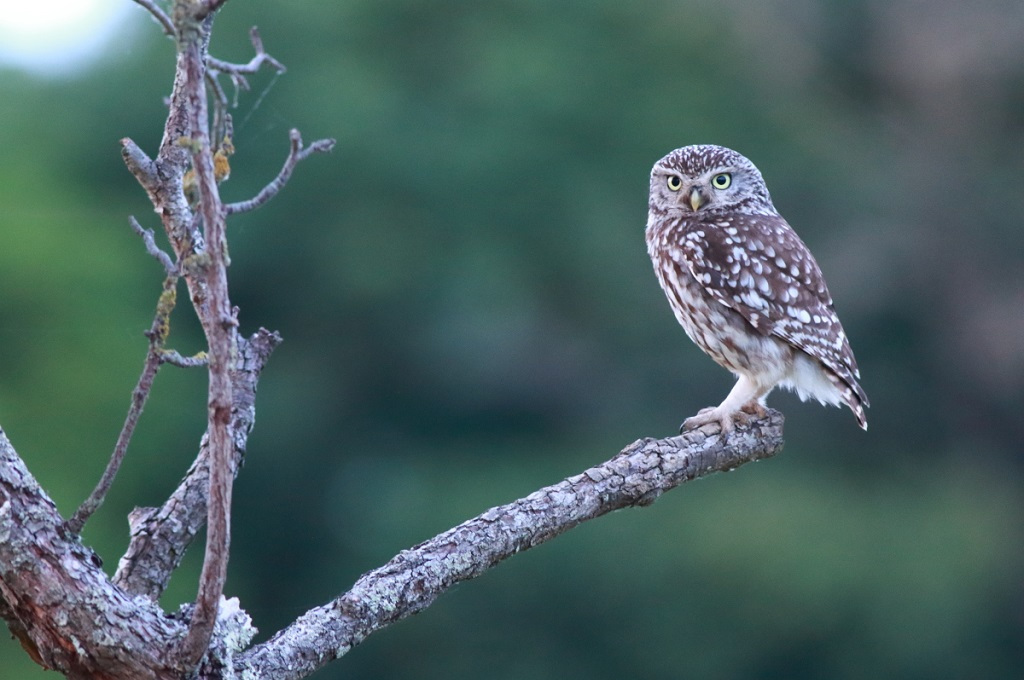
xmin=113 ymin=329 xmax=282 ymax=600
xmin=0 ymin=428 xmax=183 ymax=680
xmin=235 ymin=412 xmax=785 ymax=680
xmin=0 ymin=407 xmax=782 ymax=679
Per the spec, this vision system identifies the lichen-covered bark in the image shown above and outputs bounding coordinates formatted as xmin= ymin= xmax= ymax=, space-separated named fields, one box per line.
xmin=0 ymin=429 xmax=184 ymax=679
xmin=113 ymin=329 xmax=281 ymax=600
xmin=0 ymin=403 xmax=782 ymax=680
xmin=234 ymin=412 xmax=785 ymax=680
xmin=0 ymin=330 xmax=279 ymax=679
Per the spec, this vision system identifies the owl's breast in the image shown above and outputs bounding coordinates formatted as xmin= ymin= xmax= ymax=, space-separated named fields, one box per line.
xmin=647 ymin=219 xmax=791 ymax=378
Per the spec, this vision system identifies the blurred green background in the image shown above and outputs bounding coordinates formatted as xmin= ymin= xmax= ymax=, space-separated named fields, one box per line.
xmin=1 ymin=1 xmax=1022 ymax=678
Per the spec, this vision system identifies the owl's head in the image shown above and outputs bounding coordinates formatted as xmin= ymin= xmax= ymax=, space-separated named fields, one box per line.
xmin=648 ymin=145 xmax=775 ymax=217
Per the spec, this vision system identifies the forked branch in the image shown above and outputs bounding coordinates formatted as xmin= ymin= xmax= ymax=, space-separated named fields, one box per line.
xmin=208 ymin=27 xmax=286 ymax=79
xmin=226 ymin=130 xmax=336 ymax=215
xmin=112 ymin=329 xmax=282 ymax=602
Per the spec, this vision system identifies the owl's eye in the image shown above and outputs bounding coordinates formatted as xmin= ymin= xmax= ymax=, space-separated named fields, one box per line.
xmin=666 ymin=175 xmax=683 ymax=192
xmin=711 ymin=173 xmax=732 ymax=189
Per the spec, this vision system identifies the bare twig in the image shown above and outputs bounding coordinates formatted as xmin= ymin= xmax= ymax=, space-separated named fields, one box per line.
xmin=129 ymin=216 xmax=178 ymax=276
xmin=65 ymin=216 xmax=184 ymax=536
xmin=205 ymin=28 xmax=285 ymax=138
xmin=236 ymin=411 xmax=786 ymax=679
xmin=207 ymin=27 xmax=286 ymax=77
xmin=207 ymin=26 xmax=286 ymax=80
xmin=159 ymin=349 xmax=209 ymax=368
xmin=226 ymin=130 xmax=336 ymax=215
xmin=131 ymin=0 xmax=175 ymax=38
xmin=65 ymin=279 xmax=177 ymax=538
xmin=206 ymin=70 xmax=231 ymax=138
xmin=65 ymin=351 xmax=162 ymax=536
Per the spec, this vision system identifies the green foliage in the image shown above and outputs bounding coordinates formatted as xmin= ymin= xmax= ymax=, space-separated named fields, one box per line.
xmin=1 ymin=1 xmax=1022 ymax=678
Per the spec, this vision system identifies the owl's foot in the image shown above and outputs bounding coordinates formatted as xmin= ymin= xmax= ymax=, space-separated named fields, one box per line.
xmin=740 ymin=401 xmax=768 ymax=419
xmin=681 ymin=406 xmax=737 ymax=434
xmin=680 ymin=401 xmax=767 ymax=435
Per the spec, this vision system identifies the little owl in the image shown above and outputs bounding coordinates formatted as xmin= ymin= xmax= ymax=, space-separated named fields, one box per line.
xmin=645 ymin=144 xmax=868 ymax=433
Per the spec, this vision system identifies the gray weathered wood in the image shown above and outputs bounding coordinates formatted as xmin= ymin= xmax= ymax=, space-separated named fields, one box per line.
xmin=234 ymin=412 xmax=785 ymax=680
xmin=0 ymin=409 xmax=781 ymax=679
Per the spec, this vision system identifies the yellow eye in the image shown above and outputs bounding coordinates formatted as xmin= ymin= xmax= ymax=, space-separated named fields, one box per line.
xmin=666 ymin=175 xmax=683 ymax=191
xmin=711 ymin=172 xmax=732 ymax=189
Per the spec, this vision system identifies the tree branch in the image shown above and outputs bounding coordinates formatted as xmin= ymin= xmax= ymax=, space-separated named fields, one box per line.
xmin=234 ymin=411 xmax=785 ymax=680
xmin=167 ymin=9 xmax=241 ymax=669
xmin=204 ymin=28 xmax=284 ymax=143
xmin=64 ymin=331 xmax=163 ymax=536
xmin=2 ymin=4 xmax=323 ymax=676
xmin=129 ymin=216 xmax=179 ymax=276
xmin=131 ymin=0 xmax=175 ymax=38
xmin=160 ymin=348 xmax=210 ymax=368
xmin=225 ymin=130 xmax=336 ymax=215
xmin=116 ymin=4 xmax=326 ymax=668
xmin=65 ymin=219 xmax=184 ymax=535
xmin=207 ymin=27 xmax=285 ymax=78
xmin=121 ymin=138 xmax=158 ymax=188
xmin=0 ymin=428 xmax=184 ymax=679
xmin=113 ymin=329 xmax=281 ymax=600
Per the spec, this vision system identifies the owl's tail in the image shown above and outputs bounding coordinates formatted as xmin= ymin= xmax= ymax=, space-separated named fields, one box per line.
xmin=837 ymin=376 xmax=869 ymax=430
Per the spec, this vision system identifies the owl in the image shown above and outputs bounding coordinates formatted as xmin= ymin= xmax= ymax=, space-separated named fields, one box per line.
xmin=645 ymin=144 xmax=868 ymax=433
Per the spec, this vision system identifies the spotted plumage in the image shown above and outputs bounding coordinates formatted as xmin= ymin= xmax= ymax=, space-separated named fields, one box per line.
xmin=646 ymin=144 xmax=868 ymax=432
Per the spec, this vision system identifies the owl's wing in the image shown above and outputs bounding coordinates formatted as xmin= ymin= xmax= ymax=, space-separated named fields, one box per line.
xmin=679 ymin=213 xmax=864 ymax=394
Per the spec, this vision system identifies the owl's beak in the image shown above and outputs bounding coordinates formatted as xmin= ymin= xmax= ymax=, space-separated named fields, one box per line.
xmin=688 ymin=187 xmax=707 ymax=211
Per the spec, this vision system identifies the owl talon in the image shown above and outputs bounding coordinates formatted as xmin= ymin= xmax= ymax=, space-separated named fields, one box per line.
xmin=681 ymin=407 xmax=736 ymax=434
xmin=681 ymin=401 xmax=769 ymax=435
xmin=740 ymin=402 xmax=768 ymax=419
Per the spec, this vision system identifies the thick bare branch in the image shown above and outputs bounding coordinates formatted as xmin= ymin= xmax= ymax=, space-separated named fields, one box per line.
xmin=0 ymin=429 xmax=185 ymax=679
xmin=226 ymin=130 xmax=336 ymax=215
xmin=113 ymin=329 xmax=281 ymax=600
xmin=234 ymin=411 xmax=785 ymax=680
xmin=168 ymin=10 xmax=240 ymax=669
